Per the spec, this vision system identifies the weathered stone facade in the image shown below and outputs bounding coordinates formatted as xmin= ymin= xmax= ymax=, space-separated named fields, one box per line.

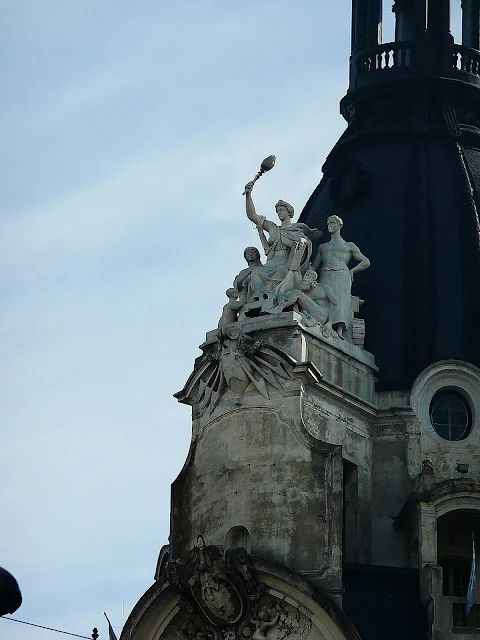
xmin=120 ymin=306 xmax=480 ymax=640
xmin=121 ymin=2 xmax=480 ymax=639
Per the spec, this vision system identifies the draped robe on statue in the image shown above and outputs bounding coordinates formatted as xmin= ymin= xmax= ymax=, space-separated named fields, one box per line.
xmin=318 ymin=268 xmax=352 ymax=329
xmin=248 ymin=223 xmax=313 ymax=300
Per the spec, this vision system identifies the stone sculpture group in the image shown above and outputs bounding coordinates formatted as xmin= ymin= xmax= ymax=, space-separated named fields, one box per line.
xmin=218 ymin=178 xmax=370 ymax=343
xmin=169 ymin=541 xmax=312 ymax=640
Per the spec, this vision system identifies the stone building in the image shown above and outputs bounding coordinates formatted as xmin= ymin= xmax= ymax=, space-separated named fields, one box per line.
xmin=120 ymin=2 xmax=480 ymax=640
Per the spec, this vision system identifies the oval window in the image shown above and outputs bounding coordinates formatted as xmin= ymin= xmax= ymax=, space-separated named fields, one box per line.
xmin=430 ymin=391 xmax=472 ymax=441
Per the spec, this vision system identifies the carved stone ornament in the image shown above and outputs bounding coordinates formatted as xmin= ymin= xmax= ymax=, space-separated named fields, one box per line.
xmin=251 ymin=596 xmax=312 ymax=640
xmin=174 ymin=327 xmax=302 ymax=413
xmin=211 ymin=163 xmax=371 ymax=344
xmin=167 ymin=539 xmax=266 ymax=634
xmin=168 ymin=540 xmax=312 ymax=640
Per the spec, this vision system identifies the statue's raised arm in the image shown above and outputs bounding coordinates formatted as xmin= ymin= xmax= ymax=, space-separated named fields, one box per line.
xmin=244 ymin=181 xmax=276 ymax=234
xmin=240 ymin=174 xmax=323 ymax=307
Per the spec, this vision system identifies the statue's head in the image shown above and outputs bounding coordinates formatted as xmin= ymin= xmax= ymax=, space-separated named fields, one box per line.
xmin=327 ymin=215 xmax=343 ymax=233
xmin=244 ymin=246 xmax=261 ymax=264
xmin=184 ymin=622 xmax=199 ymax=640
xmin=257 ymin=610 xmax=271 ymax=622
xmin=302 ymin=269 xmax=318 ymax=291
xmin=275 ymin=200 xmax=294 ymax=221
xmin=226 ymin=288 xmax=239 ymax=299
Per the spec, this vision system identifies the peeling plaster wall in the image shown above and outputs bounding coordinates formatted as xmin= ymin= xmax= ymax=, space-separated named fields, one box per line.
xmin=371 ymin=436 xmax=408 ymax=567
xmin=171 ymin=406 xmax=343 ymax=595
xmin=170 ymin=314 xmax=480 ymax=639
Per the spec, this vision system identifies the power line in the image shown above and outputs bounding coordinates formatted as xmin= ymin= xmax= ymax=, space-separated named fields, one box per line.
xmin=1 ymin=615 xmax=93 ymax=639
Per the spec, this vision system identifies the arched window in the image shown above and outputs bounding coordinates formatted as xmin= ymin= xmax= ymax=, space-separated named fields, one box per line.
xmin=429 ymin=390 xmax=472 ymax=441
xmin=225 ymin=526 xmax=251 ymax=553
xmin=154 ymin=544 xmax=170 ymax=581
xmin=437 ymin=510 xmax=480 ymax=628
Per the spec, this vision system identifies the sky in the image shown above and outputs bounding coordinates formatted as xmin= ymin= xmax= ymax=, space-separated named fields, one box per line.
xmin=0 ymin=2 xmax=464 ymax=640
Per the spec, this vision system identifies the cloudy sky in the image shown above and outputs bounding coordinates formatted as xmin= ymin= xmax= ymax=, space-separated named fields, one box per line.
xmin=1 ymin=2 xmax=464 ymax=639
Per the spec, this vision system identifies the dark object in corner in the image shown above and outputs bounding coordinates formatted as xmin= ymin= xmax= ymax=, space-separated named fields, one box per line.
xmin=0 ymin=566 xmax=22 ymax=616
xmin=343 ymin=564 xmax=426 ymax=640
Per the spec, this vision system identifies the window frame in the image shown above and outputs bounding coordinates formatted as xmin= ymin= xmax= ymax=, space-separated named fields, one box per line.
xmin=429 ymin=390 xmax=472 ymax=442
xmin=410 ymin=361 xmax=480 ymax=447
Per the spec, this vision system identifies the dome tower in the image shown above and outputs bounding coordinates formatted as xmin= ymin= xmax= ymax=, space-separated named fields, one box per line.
xmin=122 ymin=5 xmax=480 ymax=640
xmin=300 ymin=0 xmax=480 ymax=390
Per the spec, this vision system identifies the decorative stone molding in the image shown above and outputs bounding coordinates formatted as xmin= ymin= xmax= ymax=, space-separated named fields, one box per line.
xmin=165 ymin=541 xmax=325 ymax=640
xmin=120 ymin=552 xmax=358 ymax=640
xmin=167 ymin=540 xmax=264 ymax=634
xmin=175 ymin=326 xmax=322 ymax=416
xmin=395 ymin=478 xmax=480 ymax=535
xmin=425 ymin=477 xmax=480 ymax=502
xmin=410 ymin=360 xmax=480 ymax=444
xmin=149 ymin=542 xmax=357 ymax=640
xmin=155 ymin=545 xmax=171 ymax=581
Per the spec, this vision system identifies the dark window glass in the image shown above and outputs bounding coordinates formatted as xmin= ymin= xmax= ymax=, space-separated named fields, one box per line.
xmin=453 ymin=602 xmax=464 ymax=626
xmin=442 ymin=563 xmax=471 ymax=596
xmin=432 ymin=408 xmax=448 ymax=424
xmin=451 ymin=410 xmax=468 ymax=427
xmin=430 ymin=391 xmax=472 ymax=441
xmin=453 ymin=567 xmax=469 ymax=597
xmin=435 ymin=424 xmax=450 ymax=440
xmin=453 ymin=603 xmax=480 ymax=628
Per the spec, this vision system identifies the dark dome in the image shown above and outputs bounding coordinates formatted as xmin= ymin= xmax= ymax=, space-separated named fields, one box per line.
xmin=300 ymin=0 xmax=480 ymax=390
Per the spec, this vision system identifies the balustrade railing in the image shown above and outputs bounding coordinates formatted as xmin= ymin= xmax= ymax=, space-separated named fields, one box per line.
xmin=358 ymin=42 xmax=414 ymax=75
xmin=355 ymin=42 xmax=480 ymax=84
xmin=453 ymin=44 xmax=480 ymax=79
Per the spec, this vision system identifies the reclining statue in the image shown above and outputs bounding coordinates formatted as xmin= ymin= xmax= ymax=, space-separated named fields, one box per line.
xmin=270 ymin=269 xmax=338 ymax=337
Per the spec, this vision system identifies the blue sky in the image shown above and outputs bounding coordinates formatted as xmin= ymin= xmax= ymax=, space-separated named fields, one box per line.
xmin=0 ymin=2 xmax=464 ymax=639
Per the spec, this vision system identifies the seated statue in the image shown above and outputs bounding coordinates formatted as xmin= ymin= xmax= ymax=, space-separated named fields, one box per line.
xmin=233 ymin=247 xmax=263 ymax=303
xmin=243 ymin=181 xmax=322 ymax=307
xmin=270 ymin=269 xmax=338 ymax=337
xmin=214 ymin=163 xmax=370 ymax=348
xmin=218 ymin=288 xmax=243 ymax=328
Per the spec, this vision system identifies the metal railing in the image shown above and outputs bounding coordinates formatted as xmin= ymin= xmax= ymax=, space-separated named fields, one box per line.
xmin=452 ymin=600 xmax=480 ymax=628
